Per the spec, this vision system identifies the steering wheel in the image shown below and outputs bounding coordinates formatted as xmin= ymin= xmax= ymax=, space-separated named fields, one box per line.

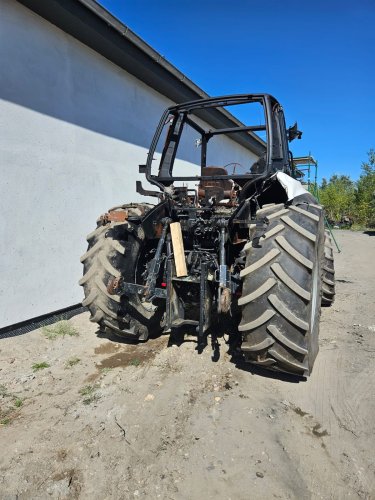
xmin=223 ymin=162 xmax=244 ymax=175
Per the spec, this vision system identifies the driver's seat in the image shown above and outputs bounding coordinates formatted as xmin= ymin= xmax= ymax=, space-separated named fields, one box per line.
xmin=198 ymin=166 xmax=235 ymax=202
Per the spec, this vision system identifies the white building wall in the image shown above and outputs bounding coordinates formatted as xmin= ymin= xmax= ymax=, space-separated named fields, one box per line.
xmin=0 ymin=0 xmax=257 ymax=328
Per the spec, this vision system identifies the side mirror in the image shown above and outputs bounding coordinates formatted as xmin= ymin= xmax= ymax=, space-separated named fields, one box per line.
xmin=287 ymin=122 xmax=303 ymax=142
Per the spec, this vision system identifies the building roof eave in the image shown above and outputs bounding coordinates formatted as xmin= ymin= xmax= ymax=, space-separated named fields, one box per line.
xmin=16 ymin=0 xmax=265 ymax=156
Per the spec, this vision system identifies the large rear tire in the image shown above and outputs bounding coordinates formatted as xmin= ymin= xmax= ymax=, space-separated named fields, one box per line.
xmin=321 ymin=230 xmax=335 ymax=307
xmin=79 ymin=205 xmax=163 ymax=340
xmin=239 ymin=197 xmax=324 ymax=376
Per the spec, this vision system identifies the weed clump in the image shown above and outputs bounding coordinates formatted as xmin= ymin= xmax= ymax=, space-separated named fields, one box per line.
xmin=32 ymin=362 xmax=50 ymax=372
xmin=79 ymin=385 xmax=100 ymax=405
xmin=65 ymin=357 xmax=81 ymax=368
xmin=130 ymin=358 xmax=141 ymax=367
xmin=0 ymin=385 xmax=9 ymax=397
xmin=0 ymin=388 xmax=23 ymax=425
xmin=42 ymin=321 xmax=79 ymax=340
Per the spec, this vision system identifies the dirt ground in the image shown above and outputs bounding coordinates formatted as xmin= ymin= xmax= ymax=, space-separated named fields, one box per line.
xmin=0 ymin=230 xmax=374 ymax=500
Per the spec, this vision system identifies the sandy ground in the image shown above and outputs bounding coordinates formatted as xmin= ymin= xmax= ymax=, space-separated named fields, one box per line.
xmin=0 ymin=230 xmax=374 ymax=500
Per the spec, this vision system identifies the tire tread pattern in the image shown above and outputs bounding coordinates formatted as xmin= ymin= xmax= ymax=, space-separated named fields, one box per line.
xmin=240 ymin=199 xmax=324 ymax=376
xmin=79 ymin=204 xmax=160 ymax=340
xmin=321 ymin=230 xmax=336 ymax=306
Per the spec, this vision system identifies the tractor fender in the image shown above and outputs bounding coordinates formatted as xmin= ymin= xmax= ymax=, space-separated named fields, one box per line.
xmin=275 ymin=172 xmax=309 ymax=201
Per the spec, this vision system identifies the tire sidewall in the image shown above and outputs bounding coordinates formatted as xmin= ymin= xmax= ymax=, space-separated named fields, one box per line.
xmin=307 ymin=214 xmax=324 ymax=371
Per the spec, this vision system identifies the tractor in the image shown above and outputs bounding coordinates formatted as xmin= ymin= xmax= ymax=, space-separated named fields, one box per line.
xmin=80 ymin=94 xmax=335 ymax=376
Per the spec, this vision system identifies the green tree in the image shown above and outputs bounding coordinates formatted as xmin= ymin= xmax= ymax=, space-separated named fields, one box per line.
xmin=356 ymin=149 xmax=375 ymax=227
xmin=319 ymin=174 xmax=356 ymax=222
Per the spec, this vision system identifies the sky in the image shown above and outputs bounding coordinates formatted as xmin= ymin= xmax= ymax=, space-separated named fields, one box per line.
xmin=98 ymin=0 xmax=375 ymax=182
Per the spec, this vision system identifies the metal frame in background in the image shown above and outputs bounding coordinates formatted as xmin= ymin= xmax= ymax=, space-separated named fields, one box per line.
xmin=293 ymin=154 xmax=341 ymax=253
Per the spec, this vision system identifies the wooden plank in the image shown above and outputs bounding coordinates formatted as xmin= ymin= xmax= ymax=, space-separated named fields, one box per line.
xmin=170 ymin=222 xmax=187 ymax=277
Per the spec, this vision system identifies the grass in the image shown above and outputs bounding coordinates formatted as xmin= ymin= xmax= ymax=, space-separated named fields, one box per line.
xmin=79 ymin=385 xmax=100 ymax=405
xmin=350 ymin=223 xmax=372 ymax=231
xmin=0 ymin=387 xmax=24 ymax=425
xmin=79 ymin=385 xmax=97 ymax=397
xmin=0 ymin=384 xmax=9 ymax=397
xmin=65 ymin=357 xmax=81 ymax=368
xmin=129 ymin=358 xmax=141 ymax=367
xmin=42 ymin=321 xmax=79 ymax=340
xmin=32 ymin=362 xmax=50 ymax=372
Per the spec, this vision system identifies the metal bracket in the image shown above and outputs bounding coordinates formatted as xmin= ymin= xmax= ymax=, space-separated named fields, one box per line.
xmin=197 ymin=262 xmax=211 ymax=343
xmin=136 ymin=180 xmax=161 ymax=198
xmin=107 ymin=278 xmax=167 ymax=299
xmin=144 ymin=218 xmax=171 ymax=299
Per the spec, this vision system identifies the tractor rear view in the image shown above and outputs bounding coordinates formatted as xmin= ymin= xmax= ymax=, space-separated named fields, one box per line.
xmin=80 ymin=94 xmax=334 ymax=377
